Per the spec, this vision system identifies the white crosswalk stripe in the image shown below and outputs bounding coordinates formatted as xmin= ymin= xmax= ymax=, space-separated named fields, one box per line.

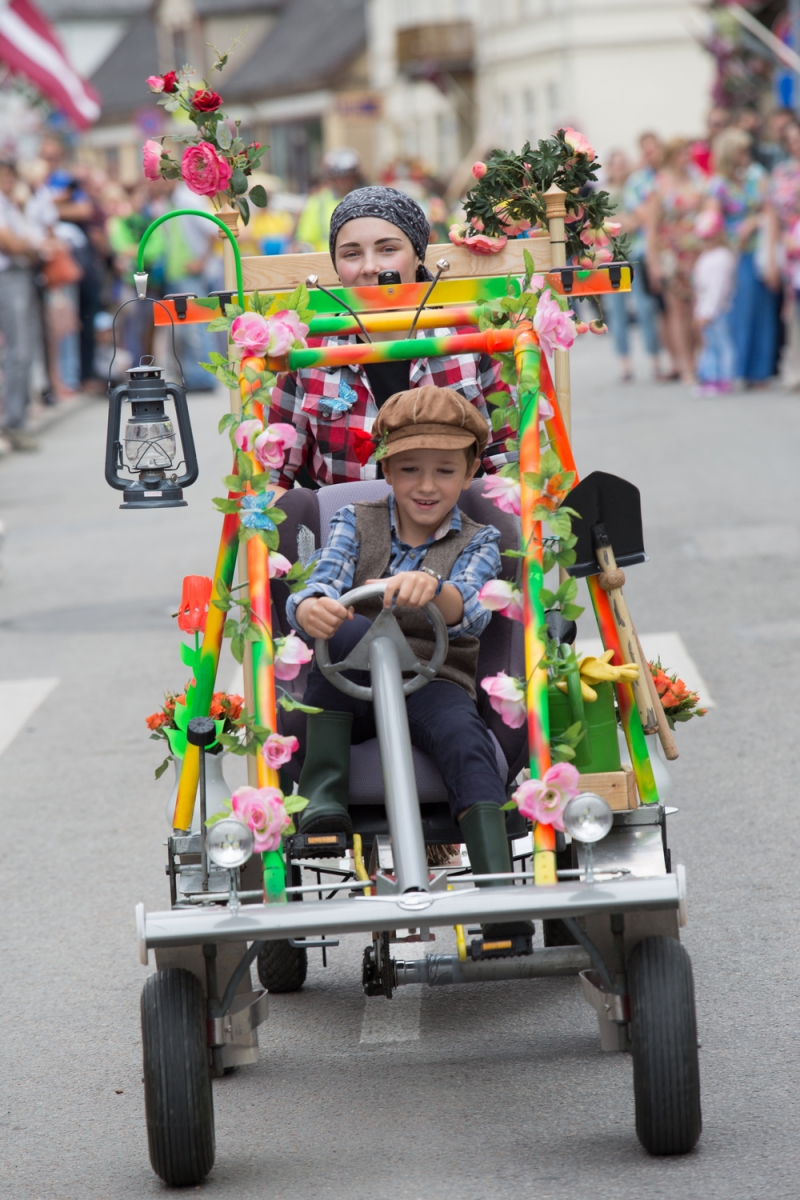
xmin=0 ymin=678 xmax=59 ymax=758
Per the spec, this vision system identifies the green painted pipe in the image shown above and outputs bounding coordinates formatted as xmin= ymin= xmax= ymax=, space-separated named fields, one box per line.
xmin=137 ymin=208 xmax=245 ymax=307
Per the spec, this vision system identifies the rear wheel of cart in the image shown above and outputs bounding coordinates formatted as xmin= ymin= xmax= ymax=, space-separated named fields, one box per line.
xmin=628 ymin=936 xmax=701 ymax=1155
xmin=141 ymin=968 xmax=215 ymax=1186
xmin=257 ymin=940 xmax=308 ymax=992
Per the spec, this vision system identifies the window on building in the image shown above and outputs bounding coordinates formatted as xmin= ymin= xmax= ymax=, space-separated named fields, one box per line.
xmin=498 ymin=91 xmax=513 ymax=146
xmin=173 ymin=28 xmax=187 ymax=68
xmin=437 ymin=109 xmax=459 ymax=173
xmin=267 ymin=118 xmax=322 ymax=193
xmin=523 ymin=87 xmax=536 ymax=143
xmin=547 ymin=80 xmax=559 ymax=134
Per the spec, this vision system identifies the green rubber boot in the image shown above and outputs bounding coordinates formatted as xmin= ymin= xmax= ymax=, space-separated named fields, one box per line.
xmin=458 ymin=802 xmax=533 ymax=957
xmin=297 ymin=711 xmax=354 ymax=836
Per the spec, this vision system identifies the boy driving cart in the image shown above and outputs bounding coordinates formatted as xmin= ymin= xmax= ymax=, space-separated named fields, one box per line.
xmin=287 ymin=385 xmax=531 ymax=954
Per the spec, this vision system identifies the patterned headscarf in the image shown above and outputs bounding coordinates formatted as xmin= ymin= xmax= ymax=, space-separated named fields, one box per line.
xmin=328 ymin=186 xmax=432 ymax=279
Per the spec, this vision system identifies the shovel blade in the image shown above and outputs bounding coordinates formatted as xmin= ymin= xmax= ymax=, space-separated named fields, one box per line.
xmin=565 ymin=471 xmax=648 ymax=578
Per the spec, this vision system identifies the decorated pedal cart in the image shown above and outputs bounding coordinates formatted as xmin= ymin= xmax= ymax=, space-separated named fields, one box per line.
xmin=116 ymin=125 xmax=703 ymax=1187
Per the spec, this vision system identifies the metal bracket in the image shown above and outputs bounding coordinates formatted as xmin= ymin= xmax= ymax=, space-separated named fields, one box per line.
xmin=207 ymin=990 xmax=268 ymax=1047
xmin=580 ymin=969 xmax=630 ymax=1052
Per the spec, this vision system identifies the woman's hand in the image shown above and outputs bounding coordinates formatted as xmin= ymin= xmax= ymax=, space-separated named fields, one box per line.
xmin=376 ymin=571 xmax=439 ymax=610
xmin=296 ymin=596 xmax=354 ymax=639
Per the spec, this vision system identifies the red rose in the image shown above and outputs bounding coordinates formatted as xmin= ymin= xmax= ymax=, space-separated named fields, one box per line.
xmin=352 ymin=428 xmax=376 ymax=466
xmin=162 ymin=71 xmax=178 ymax=93
xmin=192 ymin=89 xmax=223 ymax=112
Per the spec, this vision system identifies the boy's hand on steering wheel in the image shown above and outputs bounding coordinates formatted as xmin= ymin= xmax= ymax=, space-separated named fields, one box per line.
xmin=371 ymin=571 xmax=438 ymax=611
xmin=296 ymin=595 xmax=354 ymax=640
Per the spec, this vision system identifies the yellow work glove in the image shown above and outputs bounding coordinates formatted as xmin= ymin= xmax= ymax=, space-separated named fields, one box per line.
xmin=555 ymin=650 xmax=639 ymax=702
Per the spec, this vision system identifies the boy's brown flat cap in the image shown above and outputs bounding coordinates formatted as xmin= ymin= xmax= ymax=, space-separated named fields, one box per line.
xmin=373 ymin=386 xmax=489 ymax=459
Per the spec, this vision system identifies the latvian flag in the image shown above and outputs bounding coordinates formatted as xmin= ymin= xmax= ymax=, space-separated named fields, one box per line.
xmin=0 ymin=0 xmax=100 ymax=129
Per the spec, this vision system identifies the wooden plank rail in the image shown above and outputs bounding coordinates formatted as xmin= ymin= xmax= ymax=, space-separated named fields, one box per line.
xmin=240 ymin=235 xmax=552 ymax=293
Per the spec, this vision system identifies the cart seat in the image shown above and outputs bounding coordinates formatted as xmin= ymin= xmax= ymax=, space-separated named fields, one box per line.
xmin=272 ymin=479 xmax=528 ymax=845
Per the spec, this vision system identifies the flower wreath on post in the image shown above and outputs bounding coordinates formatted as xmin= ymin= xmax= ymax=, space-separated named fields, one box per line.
xmin=143 ymin=47 xmax=268 ymax=225
xmin=443 ymin=130 xmax=632 ymax=830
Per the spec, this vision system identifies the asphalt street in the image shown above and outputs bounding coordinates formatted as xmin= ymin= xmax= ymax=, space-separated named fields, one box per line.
xmin=2 ymin=332 xmax=799 ymax=1199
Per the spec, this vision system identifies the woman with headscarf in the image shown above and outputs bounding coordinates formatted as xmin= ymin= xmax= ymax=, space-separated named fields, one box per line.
xmin=265 ymin=186 xmax=515 ymax=492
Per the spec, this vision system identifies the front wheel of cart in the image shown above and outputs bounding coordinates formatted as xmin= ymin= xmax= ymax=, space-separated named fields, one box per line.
xmin=628 ymin=936 xmax=701 ymax=1156
xmin=257 ymin=939 xmax=308 ymax=992
xmin=141 ymin=968 xmax=215 ymax=1186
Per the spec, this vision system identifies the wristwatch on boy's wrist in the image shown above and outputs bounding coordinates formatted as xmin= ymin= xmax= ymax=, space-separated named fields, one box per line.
xmin=420 ymin=566 xmax=443 ymax=595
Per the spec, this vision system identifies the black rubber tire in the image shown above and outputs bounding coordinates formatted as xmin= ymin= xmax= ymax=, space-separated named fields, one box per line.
xmin=628 ymin=936 xmax=702 ymax=1156
xmin=543 ymin=918 xmax=578 ymax=947
xmin=257 ymin=940 xmax=308 ymax=993
xmin=140 ymin=968 xmax=215 ymax=1187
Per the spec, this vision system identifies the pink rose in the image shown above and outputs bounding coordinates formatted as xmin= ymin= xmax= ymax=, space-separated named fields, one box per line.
xmin=274 ymin=632 xmax=313 ymax=680
xmin=234 ymin=418 xmax=263 ymax=453
xmin=482 ymin=474 xmax=521 ymax=516
xmin=589 ymin=319 xmax=608 ymax=334
xmin=262 ymin=733 xmax=299 ymax=770
xmin=268 ymin=552 xmax=292 ymax=579
xmin=231 ymin=785 xmax=290 ymax=852
xmin=181 ymin=141 xmax=232 ymax=198
xmin=603 ymin=220 xmax=621 ymax=237
xmin=562 ymin=127 xmax=594 ymax=159
xmin=564 ymin=205 xmax=585 ymax=225
xmin=254 ymin=423 xmax=297 ymax=470
xmin=142 ymin=140 xmax=162 ymax=181
xmin=231 ymin=310 xmax=309 ymax=357
xmin=478 ymin=579 xmax=524 ymax=623
xmin=580 ymin=227 xmax=597 ymax=247
xmin=146 ymin=75 xmax=165 ymax=93
xmin=495 ymin=203 xmax=531 ymax=237
xmin=231 ymin=312 xmax=272 ymax=356
xmin=595 ymin=246 xmax=614 ymax=264
xmin=511 ymin=763 xmax=579 ymax=831
xmin=448 ymin=222 xmax=468 ymax=246
xmin=471 ymin=161 xmax=488 ymax=179
xmin=463 ymin=232 xmax=508 ymax=255
xmin=481 ymin=672 xmax=527 ymax=729
xmin=575 ymin=320 xmax=589 ymax=334
xmin=533 ymin=290 xmax=576 ymax=357
xmin=264 ymin=309 xmax=309 ymax=355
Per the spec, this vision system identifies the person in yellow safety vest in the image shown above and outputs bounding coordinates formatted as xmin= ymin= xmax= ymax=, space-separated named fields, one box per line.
xmin=294 ymin=148 xmax=363 ymax=252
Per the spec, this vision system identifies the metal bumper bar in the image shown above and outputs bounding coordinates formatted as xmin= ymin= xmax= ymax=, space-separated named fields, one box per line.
xmin=394 ymin=945 xmax=590 ymax=986
xmin=137 ymin=875 xmax=681 ymax=963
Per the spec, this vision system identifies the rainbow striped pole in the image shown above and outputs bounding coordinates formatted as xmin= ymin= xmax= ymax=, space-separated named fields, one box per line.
xmin=239 ymin=357 xmax=285 ymax=901
xmin=514 ymin=323 xmax=556 ymax=886
xmin=537 ymin=356 xmax=658 ymax=805
xmin=172 ymin=492 xmax=240 ymax=832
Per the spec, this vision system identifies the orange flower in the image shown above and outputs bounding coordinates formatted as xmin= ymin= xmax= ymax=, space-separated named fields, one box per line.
xmin=146 ymin=711 xmax=169 ymax=730
xmin=226 ymin=693 xmax=244 ymax=720
xmin=177 ymin=575 xmax=213 ymax=634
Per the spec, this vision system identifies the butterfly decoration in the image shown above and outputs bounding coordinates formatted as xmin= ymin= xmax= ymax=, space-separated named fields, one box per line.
xmin=239 ymin=491 xmax=277 ymax=530
xmin=319 ymin=379 xmax=359 ymax=419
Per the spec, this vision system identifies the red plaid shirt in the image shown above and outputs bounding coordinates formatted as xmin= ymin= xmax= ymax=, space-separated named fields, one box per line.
xmin=265 ymin=328 xmax=515 ymax=489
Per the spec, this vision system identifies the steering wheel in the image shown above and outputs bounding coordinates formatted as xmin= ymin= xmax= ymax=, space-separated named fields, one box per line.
xmin=315 ymin=581 xmax=448 ymax=701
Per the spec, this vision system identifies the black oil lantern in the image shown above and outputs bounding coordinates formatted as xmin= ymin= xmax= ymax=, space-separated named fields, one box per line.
xmin=105 ymin=358 xmax=198 ymax=509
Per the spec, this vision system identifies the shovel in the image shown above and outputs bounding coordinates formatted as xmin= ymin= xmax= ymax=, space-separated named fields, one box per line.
xmin=566 ymin=471 xmax=678 ymax=759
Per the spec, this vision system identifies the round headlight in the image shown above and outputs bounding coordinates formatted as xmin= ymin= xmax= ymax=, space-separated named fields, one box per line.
xmin=563 ymin=792 xmax=613 ymax=844
xmin=206 ymin=818 xmax=254 ymax=869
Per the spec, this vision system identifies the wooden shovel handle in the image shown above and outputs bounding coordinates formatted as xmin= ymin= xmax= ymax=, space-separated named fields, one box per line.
xmin=635 ymin=630 xmax=679 ymax=761
xmin=593 ymin=540 xmax=658 ymax=734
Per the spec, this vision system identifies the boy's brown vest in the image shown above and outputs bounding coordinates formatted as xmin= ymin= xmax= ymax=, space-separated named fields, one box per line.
xmin=351 ymin=497 xmax=484 ymax=698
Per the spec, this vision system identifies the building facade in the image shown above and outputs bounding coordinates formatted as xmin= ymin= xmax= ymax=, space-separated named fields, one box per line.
xmin=367 ymin=0 xmax=714 ymax=182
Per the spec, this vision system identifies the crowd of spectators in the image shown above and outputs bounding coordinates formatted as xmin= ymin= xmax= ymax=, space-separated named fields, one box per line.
xmin=0 ymin=140 xmax=457 ymax=457
xmin=3 ymin=111 xmax=800 ymax=459
xmin=600 ymin=105 xmax=800 ymax=395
